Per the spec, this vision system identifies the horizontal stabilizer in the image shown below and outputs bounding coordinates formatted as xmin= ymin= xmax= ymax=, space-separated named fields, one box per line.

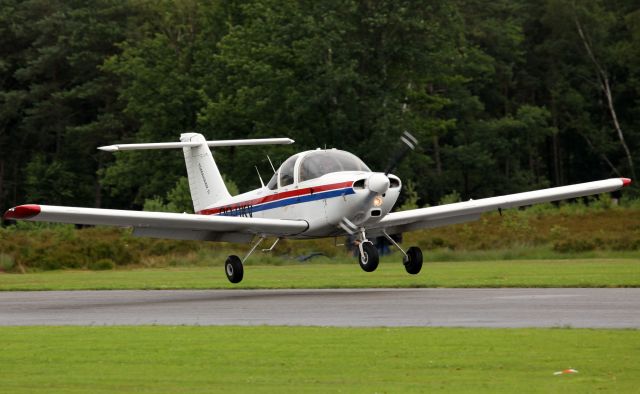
xmin=99 ymin=138 xmax=294 ymax=152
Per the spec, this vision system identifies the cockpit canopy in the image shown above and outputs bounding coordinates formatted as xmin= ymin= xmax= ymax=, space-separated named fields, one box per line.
xmin=267 ymin=149 xmax=371 ymax=189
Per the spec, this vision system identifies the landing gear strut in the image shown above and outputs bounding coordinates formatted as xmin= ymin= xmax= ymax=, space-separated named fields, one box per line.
xmin=351 ymin=226 xmax=379 ymax=273
xmin=382 ymin=231 xmax=423 ymax=275
xmin=224 ymin=236 xmax=267 ymax=284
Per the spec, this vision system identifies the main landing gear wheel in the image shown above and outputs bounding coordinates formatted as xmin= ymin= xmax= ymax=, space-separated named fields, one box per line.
xmin=225 ymin=255 xmax=244 ymax=283
xmin=358 ymin=241 xmax=379 ymax=272
xmin=403 ymin=246 xmax=423 ymax=275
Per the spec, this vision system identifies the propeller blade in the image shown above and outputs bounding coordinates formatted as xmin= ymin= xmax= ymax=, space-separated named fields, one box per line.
xmin=338 ymin=217 xmax=359 ymax=235
xmin=384 ymin=131 xmax=418 ymax=175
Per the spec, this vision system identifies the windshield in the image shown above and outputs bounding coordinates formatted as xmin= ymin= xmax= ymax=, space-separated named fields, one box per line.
xmin=266 ymin=172 xmax=277 ymax=190
xmin=299 ymin=150 xmax=371 ymax=182
xmin=279 ymin=154 xmax=299 ymax=187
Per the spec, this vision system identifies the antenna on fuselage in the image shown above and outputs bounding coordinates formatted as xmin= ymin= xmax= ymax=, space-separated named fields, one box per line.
xmin=255 ymin=166 xmax=265 ymax=188
xmin=266 ymin=155 xmax=276 ymax=173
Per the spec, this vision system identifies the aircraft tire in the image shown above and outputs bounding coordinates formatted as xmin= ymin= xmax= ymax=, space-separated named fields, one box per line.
xmin=358 ymin=242 xmax=379 ymax=272
xmin=404 ymin=246 xmax=423 ymax=275
xmin=225 ymin=255 xmax=244 ymax=283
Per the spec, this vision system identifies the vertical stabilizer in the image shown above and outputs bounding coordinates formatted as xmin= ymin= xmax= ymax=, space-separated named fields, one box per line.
xmin=97 ymin=133 xmax=294 ymax=212
xmin=180 ymin=133 xmax=232 ymax=212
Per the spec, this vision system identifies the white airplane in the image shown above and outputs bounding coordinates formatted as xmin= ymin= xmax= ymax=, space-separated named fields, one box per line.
xmin=3 ymin=132 xmax=632 ymax=283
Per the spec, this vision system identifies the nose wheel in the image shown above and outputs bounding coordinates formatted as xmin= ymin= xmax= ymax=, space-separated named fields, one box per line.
xmin=358 ymin=241 xmax=379 ymax=272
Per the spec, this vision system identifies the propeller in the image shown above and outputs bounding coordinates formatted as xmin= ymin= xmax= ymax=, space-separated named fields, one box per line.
xmin=339 ymin=130 xmax=419 ymax=237
xmin=366 ymin=130 xmax=418 ymax=197
xmin=384 ymin=131 xmax=418 ymax=176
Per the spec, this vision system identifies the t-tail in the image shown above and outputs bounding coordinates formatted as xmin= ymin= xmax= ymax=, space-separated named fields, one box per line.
xmin=99 ymin=134 xmax=294 ymax=213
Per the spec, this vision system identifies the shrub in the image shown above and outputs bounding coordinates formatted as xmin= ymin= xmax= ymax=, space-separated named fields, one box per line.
xmin=0 ymin=253 xmax=15 ymax=272
xmin=39 ymin=243 xmax=88 ymax=270
xmin=88 ymin=258 xmax=116 ymax=270
xmin=84 ymin=240 xmax=138 ymax=266
xmin=552 ymin=238 xmax=596 ymax=253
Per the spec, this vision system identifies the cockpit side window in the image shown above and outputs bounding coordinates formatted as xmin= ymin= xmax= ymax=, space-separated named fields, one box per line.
xmin=279 ymin=154 xmax=298 ymax=187
xmin=299 ymin=150 xmax=371 ymax=182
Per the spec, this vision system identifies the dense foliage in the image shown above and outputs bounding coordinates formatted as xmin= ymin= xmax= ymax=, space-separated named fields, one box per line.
xmin=1 ymin=0 xmax=638 ymax=214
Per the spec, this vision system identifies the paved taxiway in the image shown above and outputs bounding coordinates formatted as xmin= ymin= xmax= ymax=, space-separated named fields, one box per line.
xmin=0 ymin=288 xmax=638 ymax=328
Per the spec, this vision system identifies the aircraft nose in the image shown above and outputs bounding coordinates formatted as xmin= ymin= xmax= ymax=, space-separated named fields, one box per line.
xmin=367 ymin=173 xmax=390 ymax=194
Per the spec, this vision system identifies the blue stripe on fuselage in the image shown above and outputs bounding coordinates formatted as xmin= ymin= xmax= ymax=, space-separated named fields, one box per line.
xmin=217 ymin=187 xmax=355 ymax=216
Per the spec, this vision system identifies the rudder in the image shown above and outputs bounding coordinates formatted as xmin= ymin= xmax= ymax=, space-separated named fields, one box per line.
xmin=181 ymin=133 xmax=231 ymax=212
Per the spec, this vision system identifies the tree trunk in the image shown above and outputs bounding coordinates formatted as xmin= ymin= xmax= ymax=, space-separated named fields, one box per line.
xmin=463 ymin=171 xmax=469 ymax=199
xmin=94 ymin=156 xmax=102 ymax=208
xmin=575 ymin=17 xmax=636 ymax=180
xmin=528 ymin=143 xmax=536 ymax=183
xmin=0 ymin=159 xmax=4 ymax=211
xmin=432 ymin=135 xmax=442 ymax=175
xmin=12 ymin=161 xmax=17 ymax=207
xmin=0 ymin=159 xmax=7 ymax=215
xmin=579 ymin=132 xmax=621 ymax=177
xmin=94 ymin=177 xmax=102 ymax=208
xmin=550 ymin=95 xmax=561 ymax=186
xmin=553 ymin=133 xmax=560 ymax=185
xmin=601 ymin=74 xmax=635 ymax=179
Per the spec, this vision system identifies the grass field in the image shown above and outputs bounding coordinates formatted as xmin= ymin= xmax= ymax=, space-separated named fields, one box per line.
xmin=1 ymin=258 xmax=638 ymax=393
xmin=0 ymin=326 xmax=638 ymax=393
xmin=0 ymin=258 xmax=638 ymax=290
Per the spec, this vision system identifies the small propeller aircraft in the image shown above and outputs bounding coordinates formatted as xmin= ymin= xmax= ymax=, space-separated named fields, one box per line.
xmin=4 ymin=132 xmax=631 ymax=283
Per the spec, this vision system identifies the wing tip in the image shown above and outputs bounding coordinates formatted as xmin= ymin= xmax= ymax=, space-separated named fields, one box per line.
xmin=622 ymin=178 xmax=632 ymax=187
xmin=3 ymin=204 xmax=41 ymax=220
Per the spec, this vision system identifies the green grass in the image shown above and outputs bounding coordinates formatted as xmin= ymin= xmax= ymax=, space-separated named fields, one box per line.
xmin=0 ymin=326 xmax=638 ymax=393
xmin=1 ymin=258 xmax=638 ymax=290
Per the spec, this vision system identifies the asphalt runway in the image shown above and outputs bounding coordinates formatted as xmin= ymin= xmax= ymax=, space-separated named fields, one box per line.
xmin=0 ymin=288 xmax=639 ymax=328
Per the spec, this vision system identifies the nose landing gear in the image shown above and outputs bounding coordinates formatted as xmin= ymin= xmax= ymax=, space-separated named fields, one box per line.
xmin=344 ymin=221 xmax=423 ymax=275
xmin=358 ymin=240 xmax=379 ymax=272
xmin=341 ymin=218 xmax=381 ymax=273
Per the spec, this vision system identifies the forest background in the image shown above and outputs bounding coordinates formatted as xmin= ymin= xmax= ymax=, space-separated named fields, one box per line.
xmin=1 ymin=0 xmax=639 ymax=216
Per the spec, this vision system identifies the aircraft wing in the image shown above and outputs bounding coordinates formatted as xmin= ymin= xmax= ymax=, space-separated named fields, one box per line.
xmin=372 ymin=178 xmax=631 ymax=234
xmin=3 ymin=205 xmax=308 ymax=243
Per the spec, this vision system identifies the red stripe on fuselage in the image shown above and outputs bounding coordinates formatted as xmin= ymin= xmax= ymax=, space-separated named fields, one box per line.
xmin=198 ymin=181 xmax=353 ymax=215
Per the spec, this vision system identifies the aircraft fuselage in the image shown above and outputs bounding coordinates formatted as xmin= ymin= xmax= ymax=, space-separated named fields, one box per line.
xmin=198 ymin=171 xmax=401 ymax=238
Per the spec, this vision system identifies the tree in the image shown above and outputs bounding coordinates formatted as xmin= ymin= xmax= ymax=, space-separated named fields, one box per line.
xmin=535 ymin=0 xmax=637 ymax=184
xmin=0 ymin=0 xmax=139 ymax=212
xmin=101 ymin=0 xmax=231 ymax=206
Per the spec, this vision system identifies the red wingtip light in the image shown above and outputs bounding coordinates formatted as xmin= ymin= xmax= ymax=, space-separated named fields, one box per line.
xmin=3 ymin=204 xmax=41 ymax=220
xmin=622 ymin=178 xmax=632 ymax=187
